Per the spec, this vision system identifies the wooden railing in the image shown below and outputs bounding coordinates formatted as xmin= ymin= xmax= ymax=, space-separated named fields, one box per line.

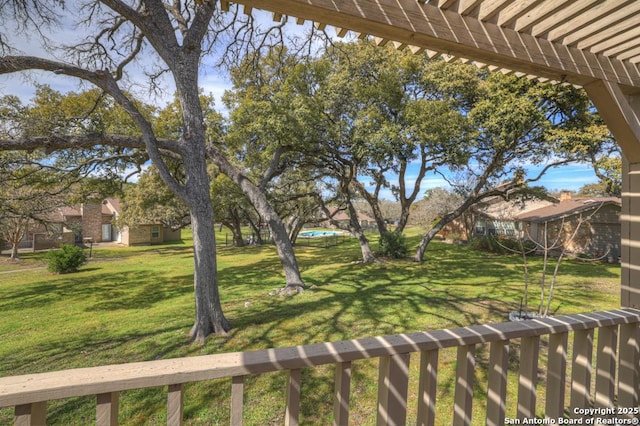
xmin=1 ymin=309 xmax=639 ymax=425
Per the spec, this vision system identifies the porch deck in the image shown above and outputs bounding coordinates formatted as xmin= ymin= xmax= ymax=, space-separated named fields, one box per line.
xmin=1 ymin=308 xmax=638 ymax=425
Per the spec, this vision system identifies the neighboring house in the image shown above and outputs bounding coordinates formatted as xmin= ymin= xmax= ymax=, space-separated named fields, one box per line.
xmin=3 ymin=198 xmax=181 ymax=251
xmin=442 ymin=192 xmax=621 ymax=260
xmin=517 ymin=196 xmax=621 ymax=261
xmin=443 ymin=195 xmax=555 ymax=240
xmin=473 ymin=197 xmax=556 ymax=238
xmin=57 ymin=199 xmax=121 ymax=244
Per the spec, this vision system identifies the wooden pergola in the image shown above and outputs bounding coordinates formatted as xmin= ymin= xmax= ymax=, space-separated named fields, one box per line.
xmin=234 ymin=0 xmax=640 ymax=309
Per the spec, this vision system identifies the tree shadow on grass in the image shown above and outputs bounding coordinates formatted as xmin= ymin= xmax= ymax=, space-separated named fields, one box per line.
xmin=91 ymin=241 xmax=194 ymax=259
xmin=0 ymin=270 xmax=193 ymax=312
xmin=219 ymin=252 xmax=529 ymax=354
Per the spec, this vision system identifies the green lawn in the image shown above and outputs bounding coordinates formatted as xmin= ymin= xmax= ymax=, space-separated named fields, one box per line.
xmin=0 ymin=229 xmax=621 ymax=424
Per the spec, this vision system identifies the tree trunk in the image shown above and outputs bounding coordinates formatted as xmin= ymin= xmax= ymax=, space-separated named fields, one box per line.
xmin=396 ymin=207 xmax=411 ymax=234
xmin=266 ymin=213 xmax=305 ymax=289
xmin=368 ymin=200 xmax=388 ymax=237
xmin=245 ymin=213 xmax=263 ymax=244
xmin=413 ymin=192 xmax=478 ymax=262
xmin=355 ymin=230 xmax=377 ymax=263
xmin=352 ymin=179 xmax=388 ymax=237
xmin=185 ymin=151 xmax=231 ymax=340
xmin=221 ymin=219 xmax=245 ymax=247
xmin=413 ymin=226 xmax=442 ymax=263
xmin=209 ymin=149 xmax=305 ymax=290
xmin=286 ymin=214 xmax=307 ymax=245
xmin=188 ymin=207 xmax=231 ymax=339
xmin=347 ymin=200 xmax=377 ymax=263
xmin=10 ymin=243 xmax=19 ymax=261
xmin=229 ymin=211 xmax=245 ymax=247
xmin=173 ymin=54 xmax=231 ymax=341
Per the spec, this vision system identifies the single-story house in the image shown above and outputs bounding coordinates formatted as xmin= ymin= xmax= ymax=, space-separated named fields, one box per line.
xmin=473 ymin=197 xmax=555 ymax=238
xmin=442 ymin=192 xmax=621 ymax=260
xmin=517 ymin=196 xmax=621 ymax=261
xmin=443 ymin=194 xmax=555 ymax=241
xmin=3 ymin=198 xmax=181 ymax=250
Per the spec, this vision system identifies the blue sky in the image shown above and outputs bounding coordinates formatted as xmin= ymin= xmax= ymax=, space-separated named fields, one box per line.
xmin=366 ymin=162 xmax=599 ymax=201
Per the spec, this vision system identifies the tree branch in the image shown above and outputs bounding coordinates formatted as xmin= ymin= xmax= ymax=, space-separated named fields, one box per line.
xmin=0 ymin=55 xmax=188 ymax=201
xmin=0 ymin=133 xmax=178 ymax=153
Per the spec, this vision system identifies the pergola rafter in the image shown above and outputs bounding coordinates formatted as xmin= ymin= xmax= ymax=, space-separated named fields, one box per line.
xmin=235 ymin=0 xmax=640 ymax=91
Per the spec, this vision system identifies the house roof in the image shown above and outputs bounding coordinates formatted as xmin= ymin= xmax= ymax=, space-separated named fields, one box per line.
xmin=59 ymin=206 xmax=81 ymax=218
xmin=56 ymin=200 xmax=120 ymax=220
xmin=516 ymin=197 xmax=621 ymax=223
xmin=104 ymin=198 xmax=121 ymax=215
xmin=479 ymin=197 xmax=555 ymax=221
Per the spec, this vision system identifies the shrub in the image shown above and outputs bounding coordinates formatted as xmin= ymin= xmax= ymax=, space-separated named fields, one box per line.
xmin=379 ymin=231 xmax=408 ymax=259
xmin=446 ymin=232 xmax=463 ymax=243
xmin=46 ymin=244 xmax=87 ymax=274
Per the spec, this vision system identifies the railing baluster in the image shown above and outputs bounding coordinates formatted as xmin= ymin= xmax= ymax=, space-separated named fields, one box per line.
xmin=454 ymin=344 xmax=475 ymax=426
xmin=417 ymin=350 xmax=438 ymax=426
xmin=285 ymin=369 xmax=301 ymax=426
xmin=570 ymin=329 xmax=594 ymax=410
xmin=167 ymin=384 xmax=184 ymax=426
xmin=617 ymin=322 xmax=639 ymax=409
xmin=0 ymin=310 xmax=638 ymax=426
xmin=546 ymin=332 xmax=568 ymax=419
xmin=517 ymin=336 xmax=540 ymax=419
xmin=486 ymin=340 xmax=508 ymax=426
xmin=96 ymin=392 xmax=119 ymax=426
xmin=595 ymin=325 xmax=618 ymax=409
xmin=377 ymin=353 xmax=410 ymax=426
xmin=14 ymin=402 xmax=46 ymax=426
xmin=231 ymin=376 xmax=244 ymax=426
xmin=333 ymin=362 xmax=351 ymax=426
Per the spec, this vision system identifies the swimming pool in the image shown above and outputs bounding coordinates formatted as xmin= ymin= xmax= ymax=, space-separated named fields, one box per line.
xmin=299 ymin=230 xmax=342 ymax=237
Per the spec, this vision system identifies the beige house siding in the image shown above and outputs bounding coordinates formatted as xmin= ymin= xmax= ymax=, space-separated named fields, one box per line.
xmin=164 ymin=227 xmax=182 ymax=242
xmin=4 ymin=198 xmax=181 ymax=250
xmin=121 ymin=225 xmax=180 ymax=246
xmin=126 ymin=225 xmax=153 ymax=245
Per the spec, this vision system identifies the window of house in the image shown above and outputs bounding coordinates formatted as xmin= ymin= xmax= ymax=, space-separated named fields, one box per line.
xmin=151 ymin=226 xmax=160 ymax=238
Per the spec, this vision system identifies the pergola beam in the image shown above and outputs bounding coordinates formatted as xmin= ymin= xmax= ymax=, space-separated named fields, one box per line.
xmin=232 ymin=0 xmax=640 ymax=88
xmin=585 ymin=81 xmax=640 ymax=309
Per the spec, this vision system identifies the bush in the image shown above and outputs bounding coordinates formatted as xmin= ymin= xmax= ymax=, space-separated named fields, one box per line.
xmin=46 ymin=244 xmax=87 ymax=274
xmin=379 ymin=231 xmax=408 ymax=259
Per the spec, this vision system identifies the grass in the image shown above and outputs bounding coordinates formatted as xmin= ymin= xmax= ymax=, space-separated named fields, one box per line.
xmin=0 ymin=228 xmax=621 ymax=424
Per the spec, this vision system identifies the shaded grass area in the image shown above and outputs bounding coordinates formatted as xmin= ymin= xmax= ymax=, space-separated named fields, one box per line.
xmin=0 ymin=229 xmax=621 ymax=424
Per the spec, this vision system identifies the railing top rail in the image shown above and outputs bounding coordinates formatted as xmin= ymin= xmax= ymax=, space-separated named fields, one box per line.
xmin=1 ymin=308 xmax=639 ymax=407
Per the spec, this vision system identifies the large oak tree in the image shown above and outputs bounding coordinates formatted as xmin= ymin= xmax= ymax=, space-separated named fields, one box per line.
xmin=0 ymin=0 xmax=314 ymax=341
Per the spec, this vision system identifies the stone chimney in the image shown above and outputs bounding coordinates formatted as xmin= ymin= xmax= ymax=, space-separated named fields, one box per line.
xmin=559 ymin=191 xmax=573 ymax=202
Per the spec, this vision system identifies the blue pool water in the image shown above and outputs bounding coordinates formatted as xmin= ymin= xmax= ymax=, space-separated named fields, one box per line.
xmin=299 ymin=230 xmax=341 ymax=237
